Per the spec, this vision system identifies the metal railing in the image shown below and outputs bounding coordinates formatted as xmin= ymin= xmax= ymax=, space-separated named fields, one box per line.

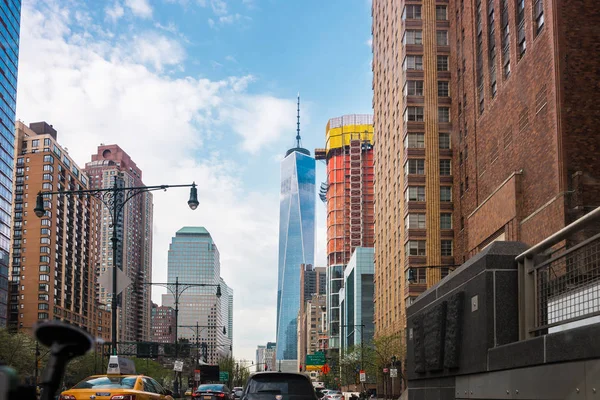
xmin=517 ymin=206 xmax=600 ymax=339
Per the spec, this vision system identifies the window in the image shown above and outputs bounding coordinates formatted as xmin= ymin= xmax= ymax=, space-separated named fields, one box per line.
xmin=40 ymin=246 xmax=50 ymax=254
xmin=41 ymin=228 xmax=51 ymax=235
xmin=439 ymin=107 xmax=450 ymax=122
xmin=42 ymin=182 xmax=52 ymax=190
xmin=41 ymin=219 xmax=51 ymax=227
xmin=406 ymin=186 xmax=426 ymax=202
xmin=44 ymin=138 xmax=51 ymax=146
xmin=406 ymin=240 xmax=426 ymax=256
xmin=406 ymin=214 xmax=426 ymax=229
xmin=516 ymin=0 xmax=526 ymax=58
xmin=405 ymin=133 xmax=425 ymax=148
xmin=436 ymin=31 xmax=448 ymax=46
xmin=440 ymin=159 xmax=452 ymax=175
xmin=43 ymin=173 xmax=53 ymax=181
xmin=406 ymin=159 xmax=425 ymax=175
xmin=404 ymin=80 xmax=424 ymax=96
xmin=40 ymin=237 xmax=50 ymax=244
xmin=38 ymin=294 xmax=49 ymax=301
xmin=436 ymin=5 xmax=447 ymax=20
xmin=403 ymin=55 xmax=423 ymax=70
xmin=438 ymin=81 xmax=449 ymax=97
xmin=62 ymin=156 xmax=70 ymax=167
xmin=441 ymin=213 xmax=453 ymax=229
xmin=39 ymin=265 xmax=49 ymax=272
xmin=43 ymin=164 xmax=53 ymax=172
xmin=38 ymin=303 xmax=49 ymax=310
xmin=441 ymin=240 xmax=453 ymax=256
xmin=404 ymin=106 xmax=424 ymax=122
xmin=43 ymin=155 xmax=54 ymax=163
xmin=39 ymin=274 xmax=50 ymax=281
xmin=38 ymin=313 xmax=49 ymax=320
xmin=31 ymin=139 xmax=39 ymax=147
xmin=440 ymin=186 xmax=452 ymax=202
xmin=437 ymin=55 xmax=449 ymax=71
xmin=40 ymin=256 xmax=50 ymax=263
xmin=439 ymin=133 xmax=451 ymax=149
xmin=534 ymin=0 xmax=544 ymax=34
xmin=404 ymin=30 xmax=423 ymax=45
xmin=403 ymin=4 xmax=422 ymax=19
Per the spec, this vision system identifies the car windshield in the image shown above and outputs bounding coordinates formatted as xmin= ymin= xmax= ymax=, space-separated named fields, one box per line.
xmin=197 ymin=384 xmax=225 ymax=392
xmin=72 ymin=376 xmax=137 ymax=389
xmin=246 ymin=374 xmax=315 ymax=395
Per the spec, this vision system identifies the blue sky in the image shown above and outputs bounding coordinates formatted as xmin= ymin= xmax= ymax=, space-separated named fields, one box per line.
xmin=16 ymin=0 xmax=373 ymax=360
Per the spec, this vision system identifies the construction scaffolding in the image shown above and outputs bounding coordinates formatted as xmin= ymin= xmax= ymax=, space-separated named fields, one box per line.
xmin=316 ymin=115 xmax=375 ymax=267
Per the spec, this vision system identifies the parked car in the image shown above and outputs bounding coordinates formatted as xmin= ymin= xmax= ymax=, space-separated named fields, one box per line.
xmin=241 ymin=372 xmax=318 ymax=400
xmin=323 ymin=390 xmax=342 ymax=400
xmin=193 ymin=384 xmax=233 ymax=400
xmin=233 ymin=388 xmax=244 ymax=399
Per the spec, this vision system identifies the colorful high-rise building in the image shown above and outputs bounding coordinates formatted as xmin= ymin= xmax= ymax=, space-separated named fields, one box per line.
xmin=276 ymin=96 xmax=316 ymax=372
xmin=0 ymin=0 xmax=21 ymax=328
xmin=8 ymin=122 xmax=101 ymax=335
xmin=84 ymin=145 xmax=154 ymax=343
xmin=372 ymin=0 xmax=454 ymax=337
xmin=315 ymin=115 xmax=374 ymax=351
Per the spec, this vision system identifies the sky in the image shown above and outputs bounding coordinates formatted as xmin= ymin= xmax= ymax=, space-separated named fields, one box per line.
xmin=15 ymin=0 xmax=373 ymax=361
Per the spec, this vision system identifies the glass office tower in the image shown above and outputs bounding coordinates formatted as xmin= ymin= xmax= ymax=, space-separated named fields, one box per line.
xmin=276 ymin=144 xmax=316 ymax=370
xmin=0 ymin=0 xmax=21 ymax=328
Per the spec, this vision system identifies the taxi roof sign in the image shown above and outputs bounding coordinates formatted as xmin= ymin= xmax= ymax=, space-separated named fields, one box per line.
xmin=107 ymin=355 xmax=136 ymax=375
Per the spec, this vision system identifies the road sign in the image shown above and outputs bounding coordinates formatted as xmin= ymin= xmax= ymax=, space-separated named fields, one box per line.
xmin=219 ymin=371 xmax=229 ymax=382
xmin=383 ymin=368 xmax=389 ymax=374
xmin=359 ymin=371 xmax=366 ymax=382
xmin=98 ymin=267 xmax=132 ymax=295
xmin=174 ymin=360 xmax=184 ymax=372
xmin=194 ymin=370 xmax=201 ymax=381
xmin=390 ymin=368 xmax=398 ymax=378
xmin=306 ymin=353 xmax=326 ymax=366
xmin=321 ymin=364 xmax=331 ymax=375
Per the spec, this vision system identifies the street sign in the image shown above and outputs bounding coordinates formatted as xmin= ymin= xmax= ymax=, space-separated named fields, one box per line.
xmin=383 ymin=368 xmax=389 ymax=374
xmin=194 ymin=370 xmax=201 ymax=381
xmin=359 ymin=371 xmax=366 ymax=382
xmin=174 ymin=360 xmax=184 ymax=372
xmin=390 ymin=368 xmax=398 ymax=378
xmin=306 ymin=353 xmax=326 ymax=366
xmin=219 ymin=371 xmax=229 ymax=382
xmin=98 ymin=267 xmax=132 ymax=295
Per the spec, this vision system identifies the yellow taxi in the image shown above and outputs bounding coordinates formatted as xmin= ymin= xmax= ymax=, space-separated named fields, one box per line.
xmin=59 ymin=356 xmax=174 ymax=400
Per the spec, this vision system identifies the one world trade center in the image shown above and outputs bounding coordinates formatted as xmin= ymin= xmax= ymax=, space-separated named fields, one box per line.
xmin=276 ymin=95 xmax=315 ymax=371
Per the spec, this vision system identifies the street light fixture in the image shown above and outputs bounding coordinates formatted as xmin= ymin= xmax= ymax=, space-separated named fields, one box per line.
xmin=33 ymin=181 xmax=200 ymax=357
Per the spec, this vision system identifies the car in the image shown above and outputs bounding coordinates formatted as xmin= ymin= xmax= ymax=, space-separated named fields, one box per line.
xmin=58 ymin=356 xmax=174 ymax=400
xmin=186 ymin=389 xmax=194 ymax=398
xmin=323 ymin=391 xmax=342 ymax=400
xmin=233 ymin=387 xmax=244 ymax=399
xmin=193 ymin=384 xmax=233 ymax=400
xmin=241 ymin=372 xmax=318 ymax=400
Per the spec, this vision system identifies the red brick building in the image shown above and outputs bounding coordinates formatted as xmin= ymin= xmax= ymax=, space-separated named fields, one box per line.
xmin=452 ymin=0 xmax=600 ymax=258
xmin=151 ymin=303 xmax=176 ymax=343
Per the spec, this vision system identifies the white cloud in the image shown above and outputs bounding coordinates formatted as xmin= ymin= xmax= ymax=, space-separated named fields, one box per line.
xmin=225 ymin=55 xmax=237 ymax=63
xmin=208 ymin=18 xmax=215 ymax=28
xmin=219 ymin=13 xmax=242 ymax=24
xmin=211 ymin=0 xmax=228 ymax=15
xmin=17 ymin=0 xmax=295 ymax=360
xmin=125 ymin=0 xmax=153 ymax=18
xmin=105 ymin=2 xmax=125 ymax=22
xmin=366 ymin=37 xmax=373 ymax=48
xmin=131 ymin=32 xmax=186 ymax=71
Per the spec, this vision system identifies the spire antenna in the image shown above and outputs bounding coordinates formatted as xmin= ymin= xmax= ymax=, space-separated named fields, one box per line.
xmin=296 ymin=93 xmax=301 ymax=148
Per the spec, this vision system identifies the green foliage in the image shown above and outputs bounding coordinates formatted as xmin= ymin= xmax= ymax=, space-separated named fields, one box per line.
xmin=217 ymin=355 xmax=251 ymax=388
xmin=0 ymin=328 xmax=37 ymax=379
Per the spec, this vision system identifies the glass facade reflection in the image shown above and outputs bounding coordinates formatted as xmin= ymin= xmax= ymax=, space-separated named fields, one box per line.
xmin=276 ymin=148 xmax=315 ymax=364
xmin=0 ymin=0 xmax=20 ymax=328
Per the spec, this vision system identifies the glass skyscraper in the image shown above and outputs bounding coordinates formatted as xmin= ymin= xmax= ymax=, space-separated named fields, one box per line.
xmin=276 ymin=99 xmax=316 ymax=369
xmin=163 ymin=227 xmax=232 ymax=363
xmin=0 ymin=0 xmax=21 ymax=328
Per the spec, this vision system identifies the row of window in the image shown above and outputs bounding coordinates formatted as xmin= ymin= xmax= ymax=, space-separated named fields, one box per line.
xmin=403 ymin=80 xmax=450 ymax=97
xmin=405 ymin=213 xmax=453 ymax=229
xmin=405 ymin=159 xmax=452 ymax=176
xmin=403 ymin=55 xmax=450 ymax=72
xmin=403 ymin=4 xmax=448 ymax=21
xmin=406 ymin=186 xmax=453 ymax=202
xmin=406 ymin=240 xmax=453 ymax=256
xmin=403 ymin=30 xmax=449 ymax=46
xmin=404 ymin=106 xmax=451 ymax=123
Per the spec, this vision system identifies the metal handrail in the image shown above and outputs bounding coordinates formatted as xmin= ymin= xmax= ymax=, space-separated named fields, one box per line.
xmin=516 ymin=205 xmax=600 ymax=261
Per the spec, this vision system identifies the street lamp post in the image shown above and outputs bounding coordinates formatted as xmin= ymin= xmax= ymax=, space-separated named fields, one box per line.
xmin=34 ymin=181 xmax=200 ymax=356
xmin=340 ymin=324 xmax=366 ymax=390
xmin=180 ymin=323 xmax=228 ymax=368
xmin=140 ymin=277 xmax=221 ymax=397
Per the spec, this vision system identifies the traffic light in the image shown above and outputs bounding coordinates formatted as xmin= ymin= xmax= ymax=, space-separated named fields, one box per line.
xmin=407 ymin=268 xmax=416 ymax=283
